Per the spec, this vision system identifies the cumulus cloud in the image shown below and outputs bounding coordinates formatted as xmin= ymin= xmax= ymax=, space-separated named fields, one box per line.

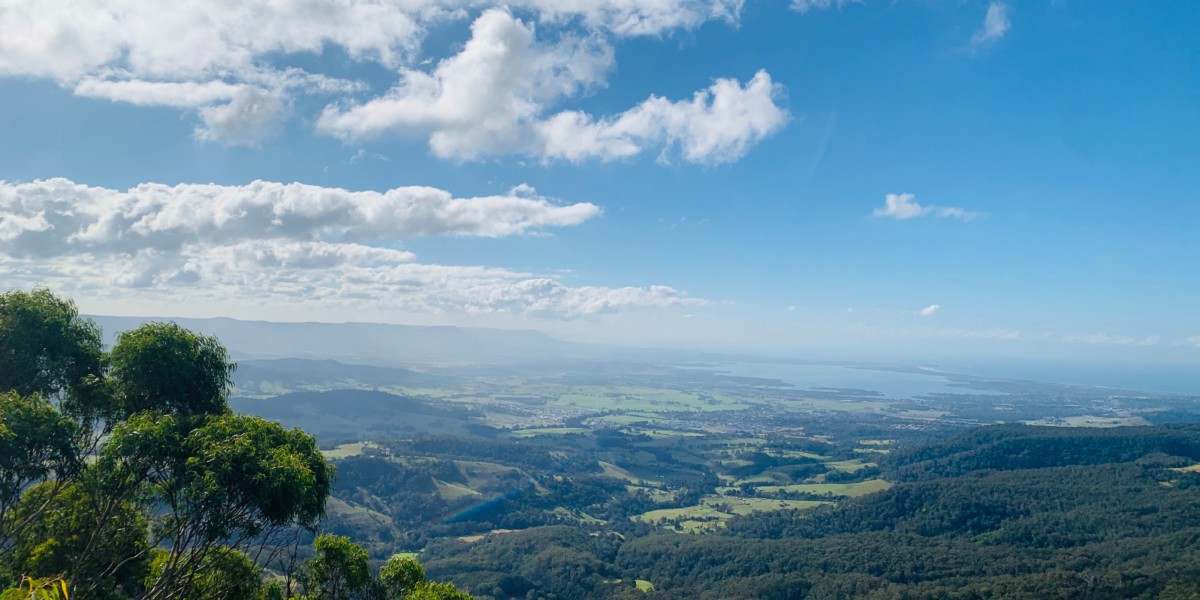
xmin=535 ymin=70 xmax=788 ymax=164
xmin=971 ymin=2 xmax=1011 ymax=47
xmin=318 ymin=10 xmax=788 ymax=163
xmin=0 ymin=178 xmax=700 ymax=318
xmin=873 ymin=193 xmax=978 ymax=221
xmin=0 ymin=178 xmax=600 ymax=257
xmin=919 ymin=304 xmax=940 ymax=317
xmin=0 ymin=0 xmax=759 ymax=150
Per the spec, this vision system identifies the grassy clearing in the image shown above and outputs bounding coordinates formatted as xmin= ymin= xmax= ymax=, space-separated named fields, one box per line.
xmin=457 ymin=529 xmax=520 ymax=543
xmin=1024 ymin=415 xmax=1150 ymax=428
xmin=634 ymin=494 xmax=828 ymax=531
xmin=825 ymin=459 xmax=873 ymax=472
xmin=433 ymin=479 xmax=480 ymax=500
xmin=599 ymin=461 xmax=645 ymax=483
xmin=325 ymin=497 xmax=395 ymax=532
xmin=322 ymin=441 xmax=387 ymax=459
xmin=627 ymin=485 xmax=676 ymax=502
xmin=1171 ymin=464 xmax=1200 ymax=473
xmin=758 ymin=479 xmax=892 ymax=497
xmin=635 ymin=504 xmax=729 ymax=524
xmin=636 ymin=580 xmax=655 ymax=592
xmin=702 ymin=496 xmax=830 ymax=515
xmin=729 ymin=473 xmax=792 ymax=487
xmin=322 ymin=442 xmax=367 ymax=459
xmin=772 ymin=449 xmax=829 ymax=460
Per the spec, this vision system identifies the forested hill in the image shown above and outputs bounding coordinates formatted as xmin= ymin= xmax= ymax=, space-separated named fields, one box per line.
xmin=421 ymin=424 xmax=1200 ymax=599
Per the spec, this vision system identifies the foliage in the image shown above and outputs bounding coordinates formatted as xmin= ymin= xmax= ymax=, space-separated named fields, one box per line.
xmin=0 ymin=393 xmax=78 ymax=537
xmin=144 ymin=548 xmax=262 ymax=600
xmin=0 ymin=576 xmax=70 ymax=600
xmin=305 ymin=536 xmax=472 ymax=600
xmin=0 ymin=289 xmax=103 ymax=401
xmin=109 ymin=322 xmax=234 ymax=418
xmin=379 ymin=555 xmax=424 ymax=598
xmin=0 ymin=289 xmax=340 ymax=600
xmin=305 ymin=535 xmax=371 ymax=600
xmin=6 ymin=482 xmax=148 ymax=599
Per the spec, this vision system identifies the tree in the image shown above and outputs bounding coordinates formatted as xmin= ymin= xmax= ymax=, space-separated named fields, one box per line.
xmin=99 ymin=413 xmax=331 ymax=600
xmin=6 ymin=481 xmax=149 ymax=600
xmin=0 ymin=289 xmax=337 ymax=600
xmin=144 ymin=548 xmax=264 ymax=600
xmin=379 ymin=555 xmax=425 ymax=599
xmin=0 ymin=289 xmax=103 ymax=401
xmin=0 ymin=393 xmax=78 ymax=563
xmin=109 ymin=322 xmax=234 ymax=418
xmin=306 ymin=535 xmax=372 ymax=600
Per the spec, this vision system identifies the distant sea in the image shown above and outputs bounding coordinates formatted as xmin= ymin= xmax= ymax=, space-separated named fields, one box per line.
xmin=704 ymin=359 xmax=1200 ymax=399
xmin=708 ymin=362 xmax=992 ymax=399
xmin=931 ymin=359 xmax=1200 ymax=397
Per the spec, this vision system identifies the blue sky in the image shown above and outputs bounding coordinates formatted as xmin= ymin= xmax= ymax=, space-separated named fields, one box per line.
xmin=0 ymin=0 xmax=1197 ymax=365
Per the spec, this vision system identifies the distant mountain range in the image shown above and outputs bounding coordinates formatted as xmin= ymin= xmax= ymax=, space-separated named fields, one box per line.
xmin=87 ymin=315 xmax=687 ymax=366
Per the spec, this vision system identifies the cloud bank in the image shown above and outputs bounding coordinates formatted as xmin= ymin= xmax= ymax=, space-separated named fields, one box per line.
xmin=0 ymin=178 xmax=701 ymax=318
xmin=0 ymin=1 xmax=784 ymax=158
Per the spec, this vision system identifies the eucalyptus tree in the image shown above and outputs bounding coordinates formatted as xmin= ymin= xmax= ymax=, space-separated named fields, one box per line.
xmin=0 ymin=289 xmax=334 ymax=600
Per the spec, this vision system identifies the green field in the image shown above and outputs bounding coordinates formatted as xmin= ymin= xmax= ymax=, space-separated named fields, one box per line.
xmin=825 ymin=459 xmax=873 ymax=472
xmin=757 ymin=479 xmax=893 ymax=497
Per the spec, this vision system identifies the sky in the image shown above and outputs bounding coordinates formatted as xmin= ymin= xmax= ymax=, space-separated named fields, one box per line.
xmin=0 ymin=0 xmax=1198 ymax=367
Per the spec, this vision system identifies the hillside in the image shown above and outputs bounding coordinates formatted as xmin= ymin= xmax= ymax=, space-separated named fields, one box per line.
xmin=412 ymin=424 xmax=1200 ymax=599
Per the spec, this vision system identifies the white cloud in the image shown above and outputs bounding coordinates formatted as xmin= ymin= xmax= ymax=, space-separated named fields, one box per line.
xmin=508 ymin=0 xmax=743 ymax=36
xmin=0 ymin=178 xmax=700 ymax=319
xmin=0 ymin=178 xmax=600 ymax=257
xmin=971 ymin=2 xmax=1011 ymax=47
xmin=535 ymin=69 xmax=788 ymax=164
xmin=0 ymin=0 xmax=754 ymax=149
xmin=318 ymin=10 xmax=788 ymax=163
xmin=790 ymin=0 xmax=862 ymax=14
xmin=1186 ymin=336 xmax=1200 ymax=348
xmin=919 ymin=304 xmax=940 ymax=317
xmin=872 ymin=193 xmax=978 ymax=221
xmin=73 ymin=79 xmax=245 ymax=108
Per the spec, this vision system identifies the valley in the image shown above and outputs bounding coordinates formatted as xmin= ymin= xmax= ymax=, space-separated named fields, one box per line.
xmin=226 ymin=356 xmax=1200 ymax=598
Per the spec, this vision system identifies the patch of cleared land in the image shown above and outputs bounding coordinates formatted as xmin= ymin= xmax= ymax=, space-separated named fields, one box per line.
xmin=825 ymin=459 xmax=873 ymax=472
xmin=633 ymin=495 xmax=829 ymax=532
xmin=433 ymin=479 xmax=481 ymax=500
xmin=322 ymin=441 xmax=386 ymax=459
xmin=757 ymin=479 xmax=892 ymax=497
xmin=457 ymin=529 xmax=521 ymax=543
